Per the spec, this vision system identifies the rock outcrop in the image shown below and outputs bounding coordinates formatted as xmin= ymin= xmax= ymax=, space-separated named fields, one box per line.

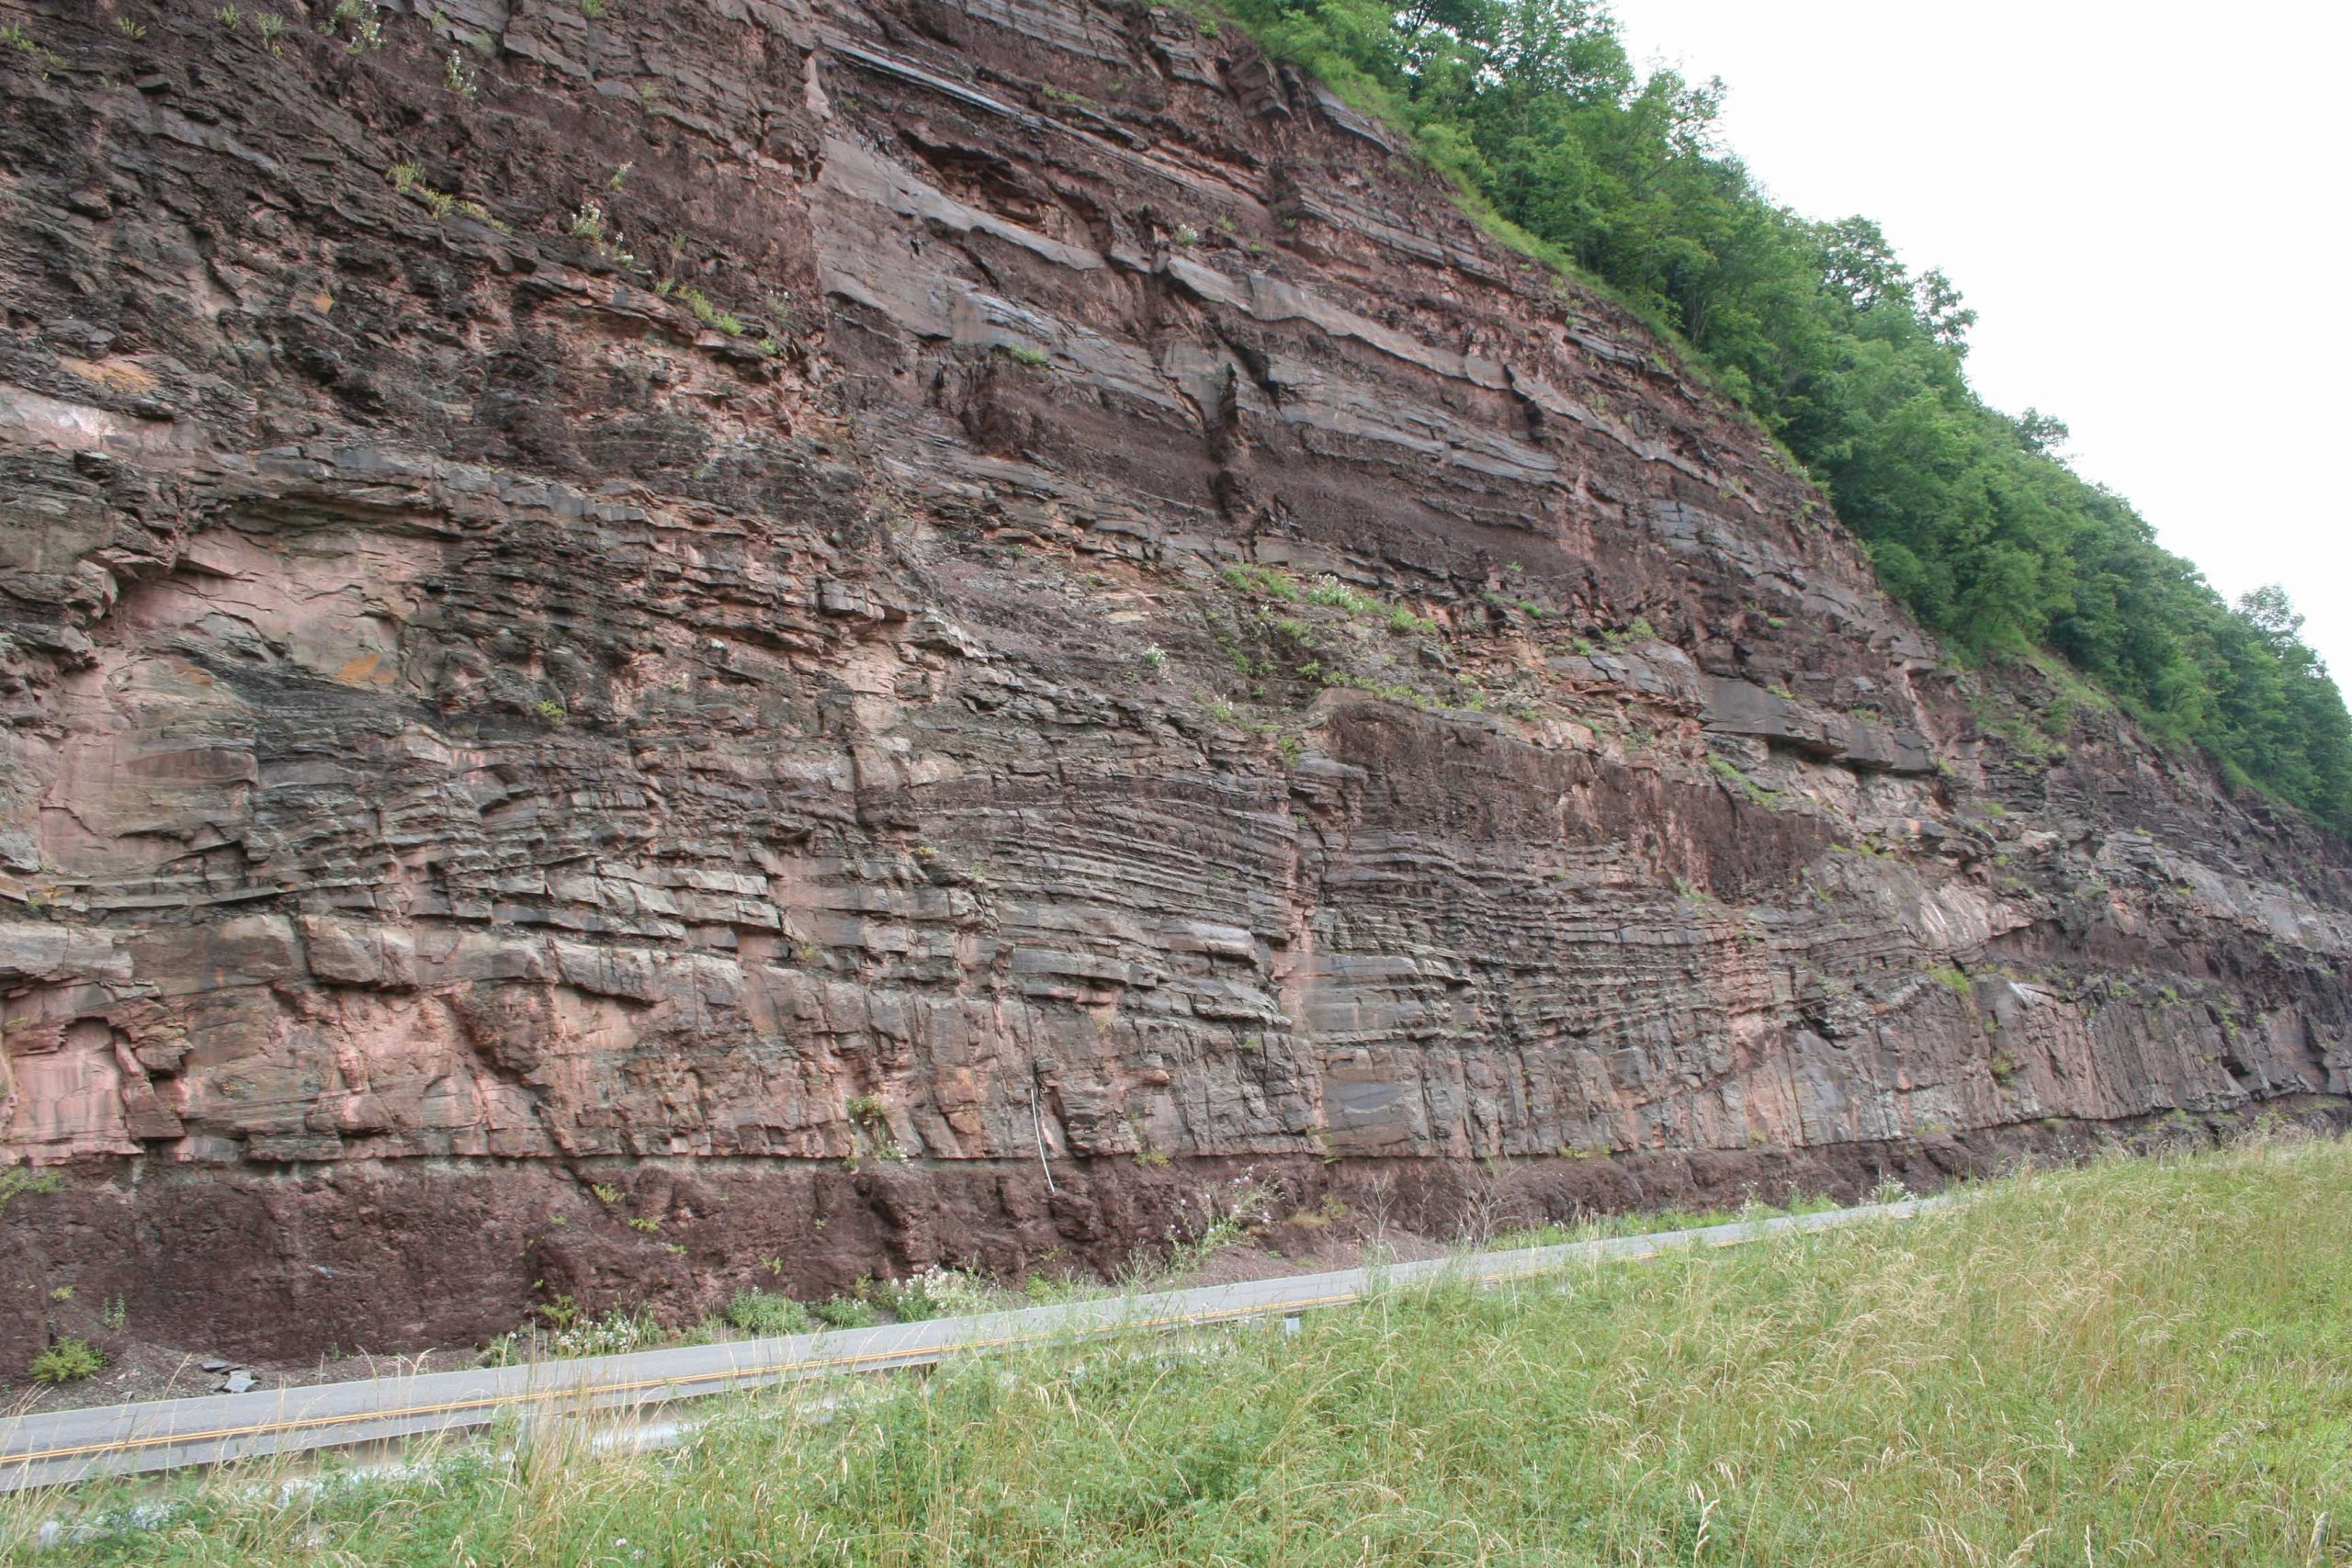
xmin=1 ymin=0 xmax=2346 ymax=1366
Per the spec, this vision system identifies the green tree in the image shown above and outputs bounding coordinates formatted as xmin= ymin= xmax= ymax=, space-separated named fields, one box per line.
xmin=1221 ymin=0 xmax=2352 ymax=834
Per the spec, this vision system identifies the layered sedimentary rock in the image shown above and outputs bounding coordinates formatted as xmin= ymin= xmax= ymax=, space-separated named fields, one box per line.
xmin=1 ymin=0 xmax=2346 ymax=1364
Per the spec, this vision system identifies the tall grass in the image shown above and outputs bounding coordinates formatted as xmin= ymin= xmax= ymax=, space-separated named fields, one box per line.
xmin=12 ymin=1135 xmax=2351 ymax=1564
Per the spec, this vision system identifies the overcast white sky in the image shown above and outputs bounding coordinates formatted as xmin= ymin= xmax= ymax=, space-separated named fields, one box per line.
xmin=1611 ymin=0 xmax=2352 ymax=682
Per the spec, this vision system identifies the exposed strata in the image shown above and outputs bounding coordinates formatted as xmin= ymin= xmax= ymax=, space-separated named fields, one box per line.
xmin=0 ymin=0 xmax=2345 ymax=1367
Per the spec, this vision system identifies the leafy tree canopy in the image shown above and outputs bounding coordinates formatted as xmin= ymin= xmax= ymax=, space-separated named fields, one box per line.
xmin=1223 ymin=0 xmax=2352 ymax=834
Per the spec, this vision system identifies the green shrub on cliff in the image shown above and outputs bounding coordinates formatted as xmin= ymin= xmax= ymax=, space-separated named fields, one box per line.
xmin=1214 ymin=0 xmax=2352 ymax=834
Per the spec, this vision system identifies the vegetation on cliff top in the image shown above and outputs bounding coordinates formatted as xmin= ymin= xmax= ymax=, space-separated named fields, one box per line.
xmin=1223 ymin=0 xmax=2352 ymax=833
xmin=17 ymin=1133 xmax=2350 ymax=1564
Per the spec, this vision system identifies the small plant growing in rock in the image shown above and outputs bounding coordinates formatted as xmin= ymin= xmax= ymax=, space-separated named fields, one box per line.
xmin=844 ymin=1093 xmax=907 ymax=1160
xmin=216 ymin=6 xmax=242 ymax=28
xmin=591 ymin=1182 xmax=623 ymax=1206
xmin=101 ymin=1294 xmax=127 ymax=1331
xmin=1305 ymin=574 xmax=1381 ymax=615
xmin=0 ymin=1168 xmax=62 ymax=1224
xmin=444 ymin=49 xmax=478 ymax=98
xmin=536 ymin=698 xmax=567 ymax=726
xmin=29 ymin=1338 xmax=104 ymax=1385
xmin=677 ymin=286 xmax=746 ymax=336
xmin=581 ymin=0 xmax=607 ymax=17
xmin=1221 ymin=562 xmax=1300 ymax=601
xmin=383 ymin=164 xmax=456 ymax=220
xmin=328 ymin=0 xmax=384 ymax=50
xmin=996 ymin=343 xmax=1048 ymax=368
xmin=116 ymin=17 xmax=148 ymax=39
xmin=1171 ymin=222 xmax=1200 ymax=246
xmin=1 ymin=20 xmax=62 ymax=72
xmin=627 ymin=1216 xmax=661 ymax=1234
xmin=567 ymin=203 xmax=636 ymax=266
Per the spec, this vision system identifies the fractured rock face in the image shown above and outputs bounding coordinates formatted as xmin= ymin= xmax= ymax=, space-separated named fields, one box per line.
xmin=0 ymin=0 xmax=2346 ymax=1361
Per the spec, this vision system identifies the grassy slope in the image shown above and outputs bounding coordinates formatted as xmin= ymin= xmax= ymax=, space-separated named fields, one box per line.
xmin=13 ymin=1136 xmax=2351 ymax=1565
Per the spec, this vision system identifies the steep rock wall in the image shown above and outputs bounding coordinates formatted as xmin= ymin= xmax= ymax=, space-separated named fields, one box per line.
xmin=0 ymin=0 xmax=2346 ymax=1362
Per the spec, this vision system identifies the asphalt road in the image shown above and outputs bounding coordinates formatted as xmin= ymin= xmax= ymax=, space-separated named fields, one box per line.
xmin=1 ymin=1195 xmax=1945 ymax=1494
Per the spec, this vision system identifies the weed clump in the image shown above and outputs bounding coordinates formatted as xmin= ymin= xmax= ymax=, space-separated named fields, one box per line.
xmin=862 ymin=1266 xmax=1000 ymax=1323
xmin=724 ymin=1289 xmax=814 ymax=1337
xmin=807 ymin=1295 xmax=880 ymax=1329
xmin=484 ymin=1299 xmax=665 ymax=1363
xmin=28 ymin=1338 xmax=104 ymax=1384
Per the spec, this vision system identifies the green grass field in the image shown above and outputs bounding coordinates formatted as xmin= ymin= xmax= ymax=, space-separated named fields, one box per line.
xmin=12 ymin=1132 xmax=2351 ymax=1565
